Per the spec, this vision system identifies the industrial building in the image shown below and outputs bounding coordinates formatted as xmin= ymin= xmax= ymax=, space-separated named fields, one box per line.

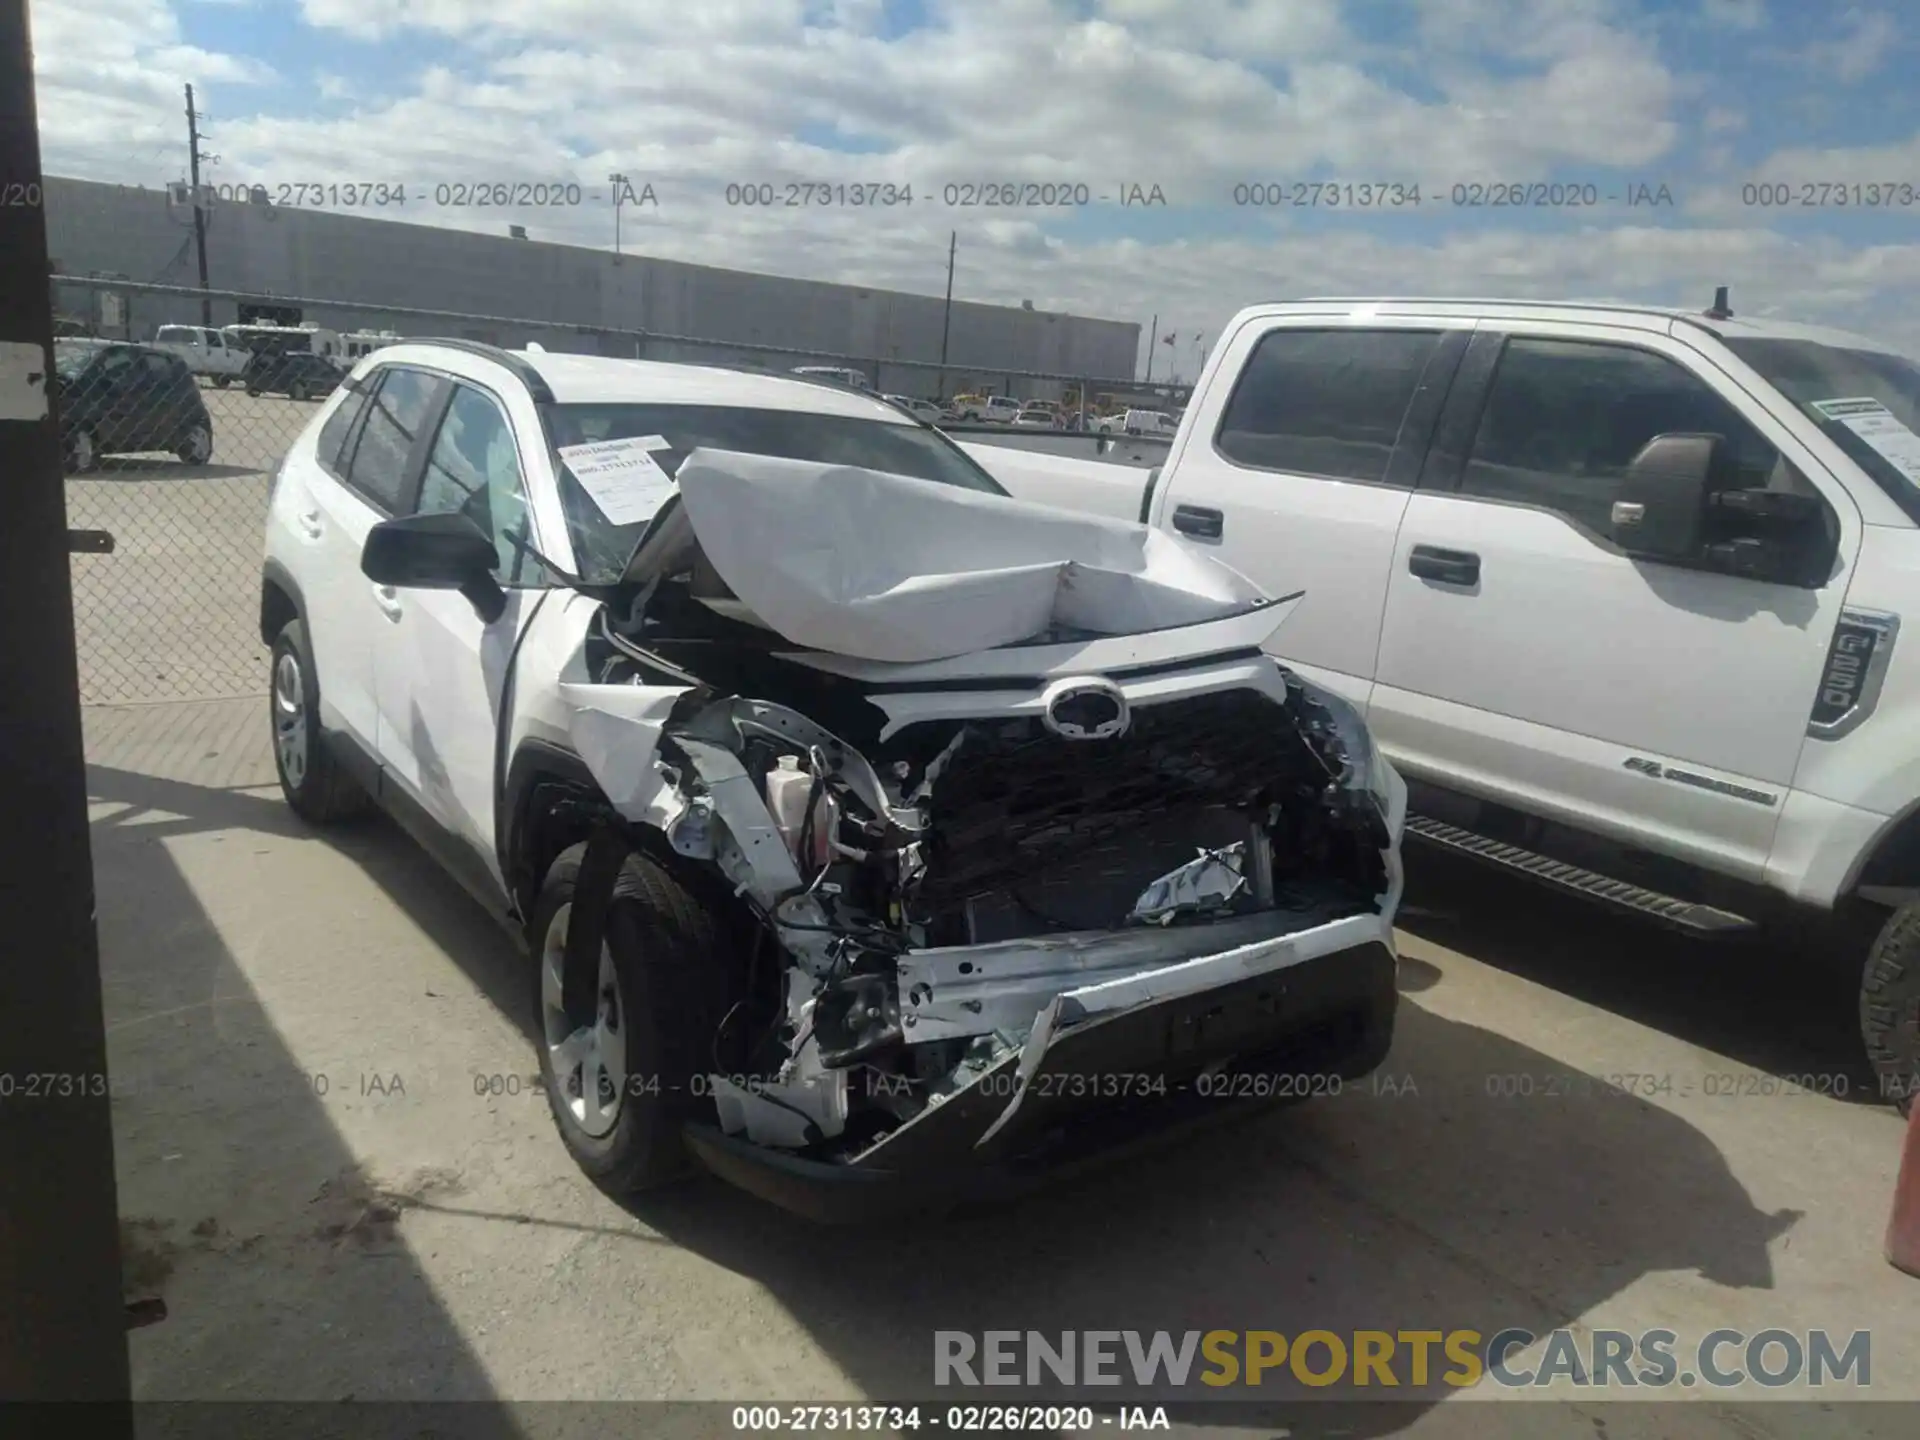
xmin=41 ymin=177 xmax=1140 ymax=399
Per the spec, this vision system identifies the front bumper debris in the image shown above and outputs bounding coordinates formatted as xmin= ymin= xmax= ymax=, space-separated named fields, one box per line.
xmin=684 ymin=926 xmax=1397 ymax=1222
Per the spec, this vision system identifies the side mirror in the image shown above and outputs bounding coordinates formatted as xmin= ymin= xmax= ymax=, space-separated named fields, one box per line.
xmin=361 ymin=512 xmax=506 ymax=622
xmin=1612 ymin=432 xmax=1835 ymax=586
xmin=1609 ymin=433 xmax=1718 ymax=560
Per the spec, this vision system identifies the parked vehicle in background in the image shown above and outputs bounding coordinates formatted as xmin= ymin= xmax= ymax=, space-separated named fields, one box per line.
xmin=950 ymin=393 xmax=988 ymax=419
xmin=791 ymin=365 xmax=873 ymax=391
xmin=337 ymin=330 xmax=404 ymax=363
xmin=154 ymin=324 xmax=250 ymax=387
xmin=52 ymin=340 xmax=214 ymax=472
xmin=977 ymin=395 xmax=1022 ymax=423
xmin=1099 ymin=407 xmax=1178 ymax=437
xmin=257 ymin=340 xmax=1405 ymax=1216
xmin=224 ymin=322 xmax=340 ymax=362
xmin=882 ymin=393 xmax=943 ymax=423
xmin=975 ymin=292 xmax=1920 ymax=1104
xmin=246 ymin=349 xmax=345 ymax=401
xmin=1015 ymin=401 xmax=1061 ymax=428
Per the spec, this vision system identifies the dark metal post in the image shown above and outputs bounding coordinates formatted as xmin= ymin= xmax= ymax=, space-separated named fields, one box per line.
xmin=1 ymin=0 xmax=134 ymax=1425
xmin=937 ymin=230 xmax=954 ymax=399
xmin=185 ymin=84 xmax=210 ymax=325
xmin=1143 ymin=313 xmax=1157 ymax=384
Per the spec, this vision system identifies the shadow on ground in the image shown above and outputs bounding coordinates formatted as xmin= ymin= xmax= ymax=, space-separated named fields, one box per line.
xmin=89 ymin=763 xmax=1834 ymax=1435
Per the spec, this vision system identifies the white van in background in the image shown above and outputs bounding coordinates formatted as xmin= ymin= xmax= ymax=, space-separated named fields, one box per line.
xmin=154 ymin=325 xmax=249 ymax=387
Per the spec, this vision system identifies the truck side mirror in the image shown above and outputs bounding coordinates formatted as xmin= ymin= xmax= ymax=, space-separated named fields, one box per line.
xmin=1609 ymin=433 xmax=1718 ymax=560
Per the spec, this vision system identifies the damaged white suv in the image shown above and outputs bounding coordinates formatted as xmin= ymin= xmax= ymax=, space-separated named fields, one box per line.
xmin=259 ymin=340 xmax=1407 ymax=1218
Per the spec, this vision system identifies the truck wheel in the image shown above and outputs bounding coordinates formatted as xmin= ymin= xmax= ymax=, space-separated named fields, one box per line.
xmin=212 ymin=376 xmax=232 ymax=390
xmin=531 ymin=842 xmax=733 ymax=1194
xmin=268 ymin=618 xmax=371 ymax=824
xmin=1863 ymin=903 xmax=1920 ymax=1113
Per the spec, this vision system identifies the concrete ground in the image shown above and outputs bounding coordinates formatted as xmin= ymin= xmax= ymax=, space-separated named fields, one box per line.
xmin=87 ymin=698 xmax=1920 ymax=1438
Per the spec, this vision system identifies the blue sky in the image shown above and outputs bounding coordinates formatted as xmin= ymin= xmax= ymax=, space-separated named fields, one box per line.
xmin=29 ymin=0 xmax=1920 ymax=369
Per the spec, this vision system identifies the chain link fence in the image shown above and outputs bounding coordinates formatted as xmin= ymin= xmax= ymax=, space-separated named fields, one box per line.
xmin=57 ymin=277 xmax=1158 ymax=706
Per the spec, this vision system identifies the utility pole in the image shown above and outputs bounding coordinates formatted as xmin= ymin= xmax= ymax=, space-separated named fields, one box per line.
xmin=937 ymin=230 xmax=955 ymax=399
xmin=3 ymin=0 xmax=135 ymax=1426
xmin=1143 ymin=313 xmax=1158 ymax=384
xmin=184 ymin=84 xmax=213 ymax=324
xmin=609 ymin=173 xmax=627 ymax=262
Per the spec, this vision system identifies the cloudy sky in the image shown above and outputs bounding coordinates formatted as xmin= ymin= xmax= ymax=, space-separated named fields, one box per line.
xmin=27 ymin=0 xmax=1920 ymax=378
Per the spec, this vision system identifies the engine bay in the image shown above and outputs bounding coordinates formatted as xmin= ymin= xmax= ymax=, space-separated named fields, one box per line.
xmin=570 ymin=578 xmax=1393 ymax=1163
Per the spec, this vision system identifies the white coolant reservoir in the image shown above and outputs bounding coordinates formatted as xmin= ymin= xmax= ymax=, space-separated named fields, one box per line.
xmin=765 ymin=755 xmax=833 ymax=867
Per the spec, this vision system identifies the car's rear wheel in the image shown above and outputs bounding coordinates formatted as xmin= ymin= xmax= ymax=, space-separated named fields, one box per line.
xmin=176 ymin=422 xmax=213 ymax=465
xmin=531 ymin=842 xmax=736 ymax=1194
xmin=246 ymin=385 xmax=263 ymax=397
xmin=1863 ymin=903 xmax=1920 ymax=1115
xmin=212 ymin=375 xmax=232 ymax=389
xmin=268 ymin=618 xmax=371 ymax=824
xmin=65 ymin=428 xmax=98 ymax=474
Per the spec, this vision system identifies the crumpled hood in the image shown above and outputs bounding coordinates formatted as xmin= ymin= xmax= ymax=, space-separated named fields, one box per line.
xmin=666 ymin=448 xmax=1270 ymax=664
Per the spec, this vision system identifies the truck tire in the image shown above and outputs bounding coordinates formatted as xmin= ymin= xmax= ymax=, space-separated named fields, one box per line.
xmin=1863 ymin=903 xmax=1920 ymax=1113
xmin=268 ymin=618 xmax=372 ymax=824
xmin=212 ymin=376 xmax=232 ymax=389
xmin=530 ymin=842 xmax=734 ymax=1194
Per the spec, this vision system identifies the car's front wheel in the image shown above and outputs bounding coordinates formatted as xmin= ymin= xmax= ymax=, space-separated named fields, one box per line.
xmin=531 ymin=842 xmax=735 ymax=1194
xmin=1863 ymin=903 xmax=1920 ymax=1114
xmin=176 ymin=422 xmax=213 ymax=465
xmin=268 ymin=618 xmax=371 ymax=824
xmin=212 ymin=375 xmax=232 ymax=389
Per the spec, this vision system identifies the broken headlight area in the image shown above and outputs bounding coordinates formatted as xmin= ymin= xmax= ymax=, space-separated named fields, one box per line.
xmin=588 ymin=657 xmax=1393 ymax=1168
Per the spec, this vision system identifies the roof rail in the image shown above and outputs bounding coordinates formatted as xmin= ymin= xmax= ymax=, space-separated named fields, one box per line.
xmin=1286 ymin=295 xmax=1683 ymax=320
xmin=405 ymin=337 xmax=555 ymax=402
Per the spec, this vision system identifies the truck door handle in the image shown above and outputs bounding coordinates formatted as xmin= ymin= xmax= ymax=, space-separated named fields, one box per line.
xmin=1408 ymin=545 xmax=1480 ymax=585
xmin=1171 ymin=505 xmax=1224 ymax=539
xmin=297 ymin=510 xmax=324 ymax=540
xmin=372 ymin=585 xmax=403 ymax=621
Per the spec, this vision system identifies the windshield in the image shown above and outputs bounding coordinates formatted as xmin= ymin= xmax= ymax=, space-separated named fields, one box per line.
xmin=543 ymin=402 xmax=1011 ymax=582
xmin=1724 ymin=336 xmax=1920 ymax=521
xmin=53 ymin=339 xmax=109 ymax=378
xmin=156 ymin=326 xmax=196 ymax=344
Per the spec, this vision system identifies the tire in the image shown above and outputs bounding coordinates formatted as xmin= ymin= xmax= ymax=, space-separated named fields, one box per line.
xmin=1863 ymin=903 xmax=1920 ymax=1114
xmin=65 ymin=427 xmax=98 ymax=474
xmin=268 ymin=618 xmax=371 ymax=824
xmin=246 ymin=385 xmax=263 ymax=397
xmin=176 ymin=422 xmax=213 ymax=465
xmin=212 ymin=375 xmax=232 ymax=390
xmin=530 ymin=842 xmax=735 ymax=1194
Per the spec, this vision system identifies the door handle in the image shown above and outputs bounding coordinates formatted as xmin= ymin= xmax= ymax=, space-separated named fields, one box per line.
xmin=1408 ymin=544 xmax=1480 ymax=585
xmin=372 ymin=584 xmax=403 ymax=621
xmin=296 ymin=509 xmax=323 ymax=539
xmin=1171 ymin=504 xmax=1224 ymax=539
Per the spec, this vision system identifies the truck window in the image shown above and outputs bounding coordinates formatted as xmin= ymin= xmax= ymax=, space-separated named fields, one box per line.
xmin=1214 ymin=328 xmax=1442 ymax=484
xmin=1459 ymin=338 xmax=1811 ymax=537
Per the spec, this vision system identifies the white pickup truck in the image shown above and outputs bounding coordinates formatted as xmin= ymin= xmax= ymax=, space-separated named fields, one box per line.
xmin=153 ymin=324 xmax=249 ymax=386
xmin=965 ymin=294 xmax=1920 ymax=1101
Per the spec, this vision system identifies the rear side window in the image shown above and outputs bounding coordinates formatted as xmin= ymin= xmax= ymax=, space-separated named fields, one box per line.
xmin=1215 ymin=328 xmax=1443 ymax=484
xmin=317 ymin=382 xmax=372 ymax=478
xmin=346 ymin=366 xmax=442 ymax=512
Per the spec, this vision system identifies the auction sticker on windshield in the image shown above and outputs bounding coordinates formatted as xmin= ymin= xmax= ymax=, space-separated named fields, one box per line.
xmin=559 ymin=435 xmax=676 ymax=525
xmin=1812 ymin=396 xmax=1920 ymax=482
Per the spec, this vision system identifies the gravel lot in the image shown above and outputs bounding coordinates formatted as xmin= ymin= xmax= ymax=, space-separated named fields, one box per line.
xmin=83 ymin=698 xmax=1920 ymax=1437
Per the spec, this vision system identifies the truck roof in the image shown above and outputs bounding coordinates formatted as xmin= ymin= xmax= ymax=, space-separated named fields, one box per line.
xmin=1249 ymin=298 xmax=1906 ymax=356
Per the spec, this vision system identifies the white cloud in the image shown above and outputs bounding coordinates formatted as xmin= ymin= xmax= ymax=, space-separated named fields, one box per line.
xmin=23 ymin=0 xmax=1920 ymax=364
xmin=1813 ymin=8 xmax=1900 ymax=82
